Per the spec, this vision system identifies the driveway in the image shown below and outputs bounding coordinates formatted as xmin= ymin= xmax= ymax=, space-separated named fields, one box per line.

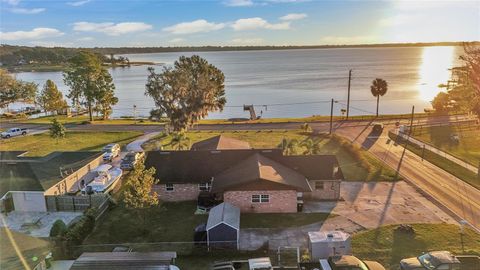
xmin=0 ymin=211 xmax=82 ymax=237
xmin=239 ymin=181 xmax=457 ymax=250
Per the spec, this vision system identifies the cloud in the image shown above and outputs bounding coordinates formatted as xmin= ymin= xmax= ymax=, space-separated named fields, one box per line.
xmin=279 ymin=13 xmax=307 ymax=21
xmin=163 ymin=20 xmax=225 ymax=34
xmin=67 ymin=0 xmax=91 ymax=7
xmin=9 ymin=7 xmax=45 ymax=14
xmin=231 ymin=17 xmax=290 ymax=31
xmin=231 ymin=38 xmax=264 ymax=45
xmin=73 ymin=21 xmax=153 ymax=36
xmin=319 ymin=35 xmax=378 ymax=45
xmin=2 ymin=0 xmax=20 ymax=5
xmin=77 ymin=36 xmax=94 ymax=41
xmin=223 ymin=0 xmax=254 ymax=6
xmin=169 ymin=38 xmax=185 ymax=43
xmin=0 ymin=28 xmax=64 ymax=41
xmin=379 ymin=15 xmax=411 ymax=27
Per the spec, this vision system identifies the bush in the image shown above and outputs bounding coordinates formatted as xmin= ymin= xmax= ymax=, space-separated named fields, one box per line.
xmin=64 ymin=208 xmax=98 ymax=245
xmin=50 ymin=219 xmax=67 ymax=237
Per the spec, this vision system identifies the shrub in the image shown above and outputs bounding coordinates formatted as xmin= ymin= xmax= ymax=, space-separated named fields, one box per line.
xmin=64 ymin=208 xmax=98 ymax=245
xmin=50 ymin=219 xmax=67 ymax=237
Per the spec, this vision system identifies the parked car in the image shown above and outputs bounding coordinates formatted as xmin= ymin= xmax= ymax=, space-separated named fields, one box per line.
xmin=102 ymin=143 xmax=121 ymax=162
xmin=400 ymin=251 xmax=480 ymax=270
xmin=1 ymin=127 xmax=28 ymax=138
xmin=372 ymin=123 xmax=384 ymax=135
xmin=300 ymin=255 xmax=386 ymax=270
xmin=120 ymin=151 xmax=145 ymax=170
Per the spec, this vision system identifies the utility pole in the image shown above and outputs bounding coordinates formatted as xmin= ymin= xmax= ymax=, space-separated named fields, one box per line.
xmin=346 ymin=69 xmax=352 ymax=120
xmin=133 ymin=104 xmax=137 ymax=124
xmin=330 ymin=98 xmax=334 ymax=134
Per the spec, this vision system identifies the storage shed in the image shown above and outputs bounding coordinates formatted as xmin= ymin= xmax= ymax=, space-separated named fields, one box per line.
xmin=206 ymin=202 xmax=240 ymax=249
xmin=308 ymin=231 xmax=351 ymax=260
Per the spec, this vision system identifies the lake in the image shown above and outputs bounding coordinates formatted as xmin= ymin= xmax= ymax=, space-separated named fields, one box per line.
xmin=15 ymin=46 xmax=464 ymax=119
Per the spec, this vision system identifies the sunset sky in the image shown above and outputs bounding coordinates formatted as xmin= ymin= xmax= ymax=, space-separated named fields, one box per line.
xmin=1 ymin=0 xmax=479 ymax=47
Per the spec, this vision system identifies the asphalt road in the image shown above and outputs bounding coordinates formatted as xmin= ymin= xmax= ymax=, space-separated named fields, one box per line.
xmin=334 ymin=123 xmax=480 ymax=232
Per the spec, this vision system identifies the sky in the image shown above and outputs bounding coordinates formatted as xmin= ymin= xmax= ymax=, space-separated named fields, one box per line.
xmin=0 ymin=0 xmax=479 ymax=47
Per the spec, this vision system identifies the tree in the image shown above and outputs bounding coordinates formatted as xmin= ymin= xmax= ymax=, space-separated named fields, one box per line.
xmin=300 ymin=138 xmax=322 ymax=155
xmin=370 ymin=78 xmax=388 ymax=117
xmin=37 ymin=80 xmax=67 ymax=115
xmin=50 ymin=219 xmax=67 ymax=237
xmin=123 ymin=162 xmax=159 ymax=233
xmin=170 ymin=132 xmax=191 ymax=150
xmin=49 ymin=118 xmax=66 ymax=142
xmin=431 ymin=92 xmax=451 ymax=113
xmin=145 ymin=55 xmax=226 ymax=131
xmin=278 ymin=138 xmax=299 ymax=155
xmin=0 ymin=68 xmax=37 ymax=109
xmin=63 ymin=51 xmax=117 ymax=121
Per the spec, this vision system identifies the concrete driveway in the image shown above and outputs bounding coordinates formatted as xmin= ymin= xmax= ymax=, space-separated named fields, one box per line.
xmin=239 ymin=181 xmax=457 ymax=250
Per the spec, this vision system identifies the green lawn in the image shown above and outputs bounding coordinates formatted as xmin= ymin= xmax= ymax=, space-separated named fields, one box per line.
xmin=0 ymin=131 xmax=142 ymax=156
xmin=412 ymin=125 xmax=480 ymax=166
xmin=352 ymin=223 xmax=480 ymax=270
xmin=390 ymin=132 xmax=480 ymax=189
xmin=143 ymin=130 xmax=398 ymax=181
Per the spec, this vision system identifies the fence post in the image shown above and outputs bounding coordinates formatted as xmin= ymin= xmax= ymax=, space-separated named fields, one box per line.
xmin=72 ymin=197 xmax=76 ymax=212
xmin=421 ymin=145 xmax=425 ymax=161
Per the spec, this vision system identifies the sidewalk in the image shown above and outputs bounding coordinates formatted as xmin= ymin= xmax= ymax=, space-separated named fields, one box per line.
xmin=394 ymin=130 xmax=479 ymax=174
xmin=126 ymin=131 xmax=161 ymax=152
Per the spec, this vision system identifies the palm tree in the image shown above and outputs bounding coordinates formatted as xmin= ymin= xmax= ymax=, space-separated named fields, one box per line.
xmin=278 ymin=138 xmax=299 ymax=155
xmin=170 ymin=132 xmax=191 ymax=150
xmin=300 ymin=138 xmax=322 ymax=155
xmin=370 ymin=78 xmax=388 ymax=117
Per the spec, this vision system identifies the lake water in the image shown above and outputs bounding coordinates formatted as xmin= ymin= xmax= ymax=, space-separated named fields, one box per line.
xmin=14 ymin=46 xmax=464 ymax=119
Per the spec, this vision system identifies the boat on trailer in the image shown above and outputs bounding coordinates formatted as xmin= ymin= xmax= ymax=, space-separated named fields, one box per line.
xmin=81 ymin=164 xmax=123 ymax=194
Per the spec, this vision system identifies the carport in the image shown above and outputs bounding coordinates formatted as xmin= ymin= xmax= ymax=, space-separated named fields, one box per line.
xmin=206 ymin=202 xmax=240 ymax=249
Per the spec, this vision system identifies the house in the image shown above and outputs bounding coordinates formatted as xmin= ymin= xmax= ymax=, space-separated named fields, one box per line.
xmin=144 ymin=146 xmax=343 ymax=213
xmin=0 ymin=151 xmax=103 ymax=212
xmin=191 ymin=135 xmax=251 ymax=150
xmin=69 ymin=252 xmax=177 ymax=270
xmin=0 ymin=227 xmax=51 ymax=270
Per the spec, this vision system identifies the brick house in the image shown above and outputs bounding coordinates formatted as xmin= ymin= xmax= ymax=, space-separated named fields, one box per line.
xmin=145 ymin=147 xmax=343 ymax=213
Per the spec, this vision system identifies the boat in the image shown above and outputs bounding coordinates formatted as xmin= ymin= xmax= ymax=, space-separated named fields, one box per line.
xmin=81 ymin=164 xmax=123 ymax=194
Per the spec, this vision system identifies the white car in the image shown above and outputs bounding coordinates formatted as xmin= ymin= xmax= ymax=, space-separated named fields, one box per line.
xmin=102 ymin=143 xmax=120 ymax=162
xmin=1 ymin=128 xmax=28 ymax=138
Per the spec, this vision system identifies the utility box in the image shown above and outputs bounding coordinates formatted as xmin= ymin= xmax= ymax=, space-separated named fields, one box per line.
xmin=308 ymin=231 xmax=351 ymax=260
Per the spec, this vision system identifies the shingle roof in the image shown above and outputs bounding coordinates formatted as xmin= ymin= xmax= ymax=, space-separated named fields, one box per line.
xmin=144 ymin=149 xmax=343 ymax=187
xmin=0 ymin=151 xmax=102 ymax=197
xmin=70 ymin=252 xmax=177 ymax=270
xmin=211 ymin=153 xmax=312 ymax=192
xmin=191 ymin=135 xmax=251 ymax=150
xmin=206 ymin=202 xmax=240 ymax=231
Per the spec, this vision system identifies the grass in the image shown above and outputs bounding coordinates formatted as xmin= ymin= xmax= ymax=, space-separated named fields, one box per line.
xmin=389 ymin=132 xmax=480 ymax=190
xmin=352 ymin=223 xmax=480 ymax=270
xmin=241 ymin=212 xmax=333 ymax=229
xmin=143 ymin=130 xmax=397 ymax=182
xmin=0 ymin=131 xmax=142 ymax=156
xmin=412 ymin=125 xmax=480 ymax=166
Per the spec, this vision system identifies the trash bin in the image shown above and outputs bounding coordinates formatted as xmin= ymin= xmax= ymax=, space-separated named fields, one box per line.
xmin=297 ymin=202 xmax=304 ymax=212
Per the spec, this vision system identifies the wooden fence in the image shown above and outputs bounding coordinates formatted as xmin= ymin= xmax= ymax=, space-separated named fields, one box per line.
xmin=45 ymin=194 xmax=108 ymax=212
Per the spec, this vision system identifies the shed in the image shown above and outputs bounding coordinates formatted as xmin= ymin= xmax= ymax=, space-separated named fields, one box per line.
xmin=206 ymin=202 xmax=240 ymax=249
xmin=308 ymin=231 xmax=351 ymax=260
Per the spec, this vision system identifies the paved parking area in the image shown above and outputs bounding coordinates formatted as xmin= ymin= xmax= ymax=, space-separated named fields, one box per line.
xmin=239 ymin=181 xmax=457 ymax=250
xmin=0 ymin=211 xmax=82 ymax=237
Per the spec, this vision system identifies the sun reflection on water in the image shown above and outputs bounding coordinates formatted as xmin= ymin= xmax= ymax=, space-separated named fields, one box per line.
xmin=418 ymin=46 xmax=455 ymax=102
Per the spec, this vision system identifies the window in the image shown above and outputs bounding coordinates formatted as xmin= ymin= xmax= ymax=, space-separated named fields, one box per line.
xmin=252 ymin=194 xmax=269 ymax=203
xmin=165 ymin=183 xmax=174 ymax=192
xmin=198 ymin=182 xmax=211 ymax=191
xmin=315 ymin=181 xmax=325 ymax=190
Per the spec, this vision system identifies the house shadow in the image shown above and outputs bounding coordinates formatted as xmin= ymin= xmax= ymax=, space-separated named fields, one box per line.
xmin=361 ymin=129 xmax=381 ymax=150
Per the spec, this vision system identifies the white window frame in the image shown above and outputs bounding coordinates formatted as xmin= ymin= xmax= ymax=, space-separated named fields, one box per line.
xmin=165 ymin=183 xmax=174 ymax=192
xmin=198 ymin=182 xmax=211 ymax=191
xmin=251 ymin=194 xmax=269 ymax=203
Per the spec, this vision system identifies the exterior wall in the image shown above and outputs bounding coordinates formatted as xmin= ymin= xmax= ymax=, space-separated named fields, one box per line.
xmin=224 ymin=190 xmax=297 ymax=213
xmin=208 ymin=223 xmax=238 ymax=249
xmin=304 ymin=180 xmax=341 ymax=201
xmin=153 ymin=184 xmax=201 ymax=201
xmin=44 ymin=155 xmax=103 ymax=196
xmin=10 ymin=191 xmax=47 ymax=212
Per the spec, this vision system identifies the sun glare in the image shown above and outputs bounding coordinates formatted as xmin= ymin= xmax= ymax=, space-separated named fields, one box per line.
xmin=418 ymin=46 xmax=455 ymax=102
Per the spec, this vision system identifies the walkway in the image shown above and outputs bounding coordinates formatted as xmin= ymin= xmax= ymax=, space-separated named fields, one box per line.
xmin=394 ymin=130 xmax=479 ymax=174
xmin=126 ymin=131 xmax=161 ymax=152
